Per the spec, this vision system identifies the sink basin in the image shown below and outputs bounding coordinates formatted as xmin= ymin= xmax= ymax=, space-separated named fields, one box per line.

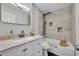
xmin=0 ymin=34 xmax=18 ymax=41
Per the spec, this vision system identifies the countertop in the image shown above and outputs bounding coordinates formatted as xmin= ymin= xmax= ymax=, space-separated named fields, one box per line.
xmin=0 ymin=34 xmax=43 ymax=52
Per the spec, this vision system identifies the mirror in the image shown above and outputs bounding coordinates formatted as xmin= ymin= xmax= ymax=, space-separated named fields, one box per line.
xmin=1 ymin=3 xmax=31 ymax=25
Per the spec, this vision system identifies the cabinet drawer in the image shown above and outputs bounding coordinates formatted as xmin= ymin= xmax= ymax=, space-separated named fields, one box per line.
xmin=24 ymin=41 xmax=36 ymax=51
xmin=35 ymin=49 xmax=42 ymax=56
xmin=24 ymin=42 xmax=36 ymax=56
xmin=35 ymin=41 xmax=42 ymax=49
xmin=0 ymin=44 xmax=24 ymax=56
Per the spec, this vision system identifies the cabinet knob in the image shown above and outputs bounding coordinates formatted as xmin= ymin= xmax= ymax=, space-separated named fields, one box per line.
xmin=23 ymin=48 xmax=27 ymax=52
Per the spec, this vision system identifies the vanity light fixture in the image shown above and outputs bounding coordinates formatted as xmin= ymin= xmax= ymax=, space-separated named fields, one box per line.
xmin=10 ymin=3 xmax=30 ymax=12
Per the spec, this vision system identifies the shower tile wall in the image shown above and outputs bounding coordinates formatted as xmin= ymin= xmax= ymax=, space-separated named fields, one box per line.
xmin=45 ymin=7 xmax=73 ymax=42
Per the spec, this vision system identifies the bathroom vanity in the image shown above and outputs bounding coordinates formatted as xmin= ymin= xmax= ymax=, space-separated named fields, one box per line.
xmin=0 ymin=35 xmax=44 ymax=56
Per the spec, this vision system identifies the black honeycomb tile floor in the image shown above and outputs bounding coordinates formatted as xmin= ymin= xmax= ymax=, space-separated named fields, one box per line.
xmin=47 ymin=51 xmax=58 ymax=56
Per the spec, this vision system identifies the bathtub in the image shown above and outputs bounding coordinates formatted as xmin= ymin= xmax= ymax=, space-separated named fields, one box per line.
xmin=42 ymin=38 xmax=75 ymax=56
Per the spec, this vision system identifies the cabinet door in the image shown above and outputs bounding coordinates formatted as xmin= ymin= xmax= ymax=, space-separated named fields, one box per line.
xmin=0 ymin=45 xmax=24 ymax=56
xmin=35 ymin=49 xmax=42 ymax=56
xmin=35 ymin=39 xmax=43 ymax=56
xmin=24 ymin=41 xmax=36 ymax=56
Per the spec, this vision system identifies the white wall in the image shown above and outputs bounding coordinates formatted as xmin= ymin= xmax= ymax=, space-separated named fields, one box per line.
xmin=71 ymin=4 xmax=76 ymax=46
xmin=45 ymin=7 xmax=73 ymax=42
xmin=32 ymin=4 xmax=43 ymax=35
xmin=38 ymin=11 xmax=44 ymax=35
xmin=75 ymin=4 xmax=79 ymax=45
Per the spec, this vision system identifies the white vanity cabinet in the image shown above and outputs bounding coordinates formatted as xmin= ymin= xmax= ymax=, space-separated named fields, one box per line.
xmin=24 ymin=38 xmax=43 ymax=56
xmin=0 ymin=38 xmax=43 ymax=56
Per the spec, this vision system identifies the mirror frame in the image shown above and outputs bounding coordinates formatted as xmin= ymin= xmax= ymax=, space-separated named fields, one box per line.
xmin=0 ymin=3 xmax=31 ymax=25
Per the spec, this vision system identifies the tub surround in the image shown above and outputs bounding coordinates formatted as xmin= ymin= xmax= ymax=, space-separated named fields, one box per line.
xmin=45 ymin=7 xmax=73 ymax=43
xmin=42 ymin=39 xmax=75 ymax=56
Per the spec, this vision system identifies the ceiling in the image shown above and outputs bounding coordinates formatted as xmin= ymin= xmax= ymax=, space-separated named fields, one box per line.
xmin=35 ymin=3 xmax=72 ymax=13
xmin=21 ymin=3 xmax=32 ymax=10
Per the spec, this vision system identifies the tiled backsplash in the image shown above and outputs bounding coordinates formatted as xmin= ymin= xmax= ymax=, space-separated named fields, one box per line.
xmin=0 ymin=22 xmax=32 ymax=35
